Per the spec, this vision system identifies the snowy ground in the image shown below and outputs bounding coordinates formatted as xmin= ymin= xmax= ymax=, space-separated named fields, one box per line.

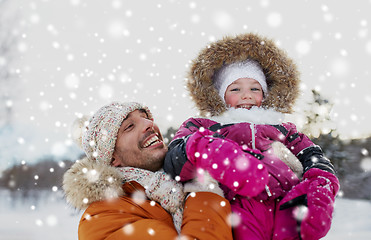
xmin=324 ymin=198 xmax=371 ymax=240
xmin=0 ymin=190 xmax=370 ymax=240
xmin=0 ymin=190 xmax=82 ymax=240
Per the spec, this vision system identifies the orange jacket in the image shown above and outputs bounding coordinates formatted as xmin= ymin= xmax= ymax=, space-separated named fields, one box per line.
xmin=78 ymin=181 xmax=233 ymax=240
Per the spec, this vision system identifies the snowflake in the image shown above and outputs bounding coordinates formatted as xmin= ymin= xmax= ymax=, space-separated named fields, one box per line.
xmin=227 ymin=212 xmax=241 ymax=227
xmin=267 ymin=12 xmax=282 ymax=28
xmin=122 ymin=224 xmax=134 ymax=235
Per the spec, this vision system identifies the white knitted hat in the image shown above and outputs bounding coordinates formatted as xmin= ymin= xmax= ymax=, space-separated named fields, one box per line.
xmin=73 ymin=102 xmax=152 ymax=166
xmin=213 ymin=59 xmax=267 ymax=101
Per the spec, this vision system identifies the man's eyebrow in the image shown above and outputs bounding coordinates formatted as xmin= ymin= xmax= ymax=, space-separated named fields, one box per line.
xmin=118 ymin=113 xmax=132 ymax=135
xmin=138 ymin=109 xmax=149 ymax=117
xmin=123 ymin=112 xmax=132 ymax=121
xmin=122 ymin=109 xmax=147 ymax=122
xmin=138 ymin=108 xmax=146 ymax=113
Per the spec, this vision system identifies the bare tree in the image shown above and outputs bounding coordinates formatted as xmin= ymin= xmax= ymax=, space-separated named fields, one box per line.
xmin=0 ymin=0 xmax=20 ymax=127
xmin=301 ymin=89 xmax=336 ymax=138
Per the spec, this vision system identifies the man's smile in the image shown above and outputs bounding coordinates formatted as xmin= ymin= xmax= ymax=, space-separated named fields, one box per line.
xmin=142 ymin=133 xmax=163 ymax=148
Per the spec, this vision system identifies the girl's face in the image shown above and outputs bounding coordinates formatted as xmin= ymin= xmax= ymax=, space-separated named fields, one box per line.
xmin=224 ymin=78 xmax=264 ymax=110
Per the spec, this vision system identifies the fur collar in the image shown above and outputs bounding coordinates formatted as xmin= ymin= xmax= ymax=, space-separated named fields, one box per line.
xmin=62 ymin=157 xmax=124 ymax=211
xmin=210 ymin=107 xmax=285 ymax=125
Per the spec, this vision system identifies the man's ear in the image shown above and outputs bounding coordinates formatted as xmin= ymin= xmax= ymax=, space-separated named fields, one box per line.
xmin=111 ymin=158 xmax=122 ymax=167
xmin=111 ymin=154 xmax=123 ymax=167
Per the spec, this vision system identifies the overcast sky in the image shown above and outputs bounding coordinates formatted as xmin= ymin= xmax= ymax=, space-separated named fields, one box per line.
xmin=2 ymin=0 xmax=371 ymax=168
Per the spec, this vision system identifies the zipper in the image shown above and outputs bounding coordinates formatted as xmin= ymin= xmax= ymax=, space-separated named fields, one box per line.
xmin=250 ymin=123 xmax=256 ymax=149
xmin=250 ymin=123 xmax=272 ymax=198
xmin=265 ymin=185 xmax=272 ymax=197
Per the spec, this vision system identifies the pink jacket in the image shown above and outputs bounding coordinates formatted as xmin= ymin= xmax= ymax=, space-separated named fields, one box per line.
xmin=165 ymin=116 xmax=319 ymax=200
xmin=164 ymin=111 xmax=337 ymax=240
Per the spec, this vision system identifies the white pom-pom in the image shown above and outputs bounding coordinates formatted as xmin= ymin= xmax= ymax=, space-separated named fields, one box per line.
xmin=271 ymin=141 xmax=303 ymax=178
xmin=71 ymin=115 xmax=90 ymax=149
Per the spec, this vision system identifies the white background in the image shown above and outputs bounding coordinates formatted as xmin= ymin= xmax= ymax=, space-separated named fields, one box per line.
xmin=2 ymin=0 xmax=371 ymax=169
xmin=1 ymin=1 xmax=371 ymax=238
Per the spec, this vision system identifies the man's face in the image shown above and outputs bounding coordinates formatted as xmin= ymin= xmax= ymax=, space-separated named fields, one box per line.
xmin=111 ymin=109 xmax=167 ymax=171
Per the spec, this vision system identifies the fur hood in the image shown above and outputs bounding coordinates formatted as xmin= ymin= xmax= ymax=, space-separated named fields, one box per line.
xmin=62 ymin=157 xmax=124 ymax=211
xmin=187 ymin=33 xmax=300 ymax=116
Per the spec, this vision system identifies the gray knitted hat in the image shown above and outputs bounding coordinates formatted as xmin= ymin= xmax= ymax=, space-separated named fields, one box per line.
xmin=72 ymin=102 xmax=152 ymax=166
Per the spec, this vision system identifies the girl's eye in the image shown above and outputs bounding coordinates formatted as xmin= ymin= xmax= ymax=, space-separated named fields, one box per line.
xmin=251 ymin=88 xmax=260 ymax=91
xmin=231 ymin=88 xmax=240 ymax=92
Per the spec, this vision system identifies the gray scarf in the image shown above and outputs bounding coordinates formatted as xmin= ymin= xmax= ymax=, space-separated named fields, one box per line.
xmin=117 ymin=167 xmax=185 ymax=233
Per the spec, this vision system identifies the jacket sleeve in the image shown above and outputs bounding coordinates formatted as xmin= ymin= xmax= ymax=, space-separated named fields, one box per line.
xmin=164 ymin=118 xmax=269 ymax=197
xmin=267 ymin=123 xmax=336 ymax=175
xmin=163 ymin=118 xmax=204 ymax=179
xmin=78 ymin=193 xmax=232 ymax=240
xmin=181 ymin=192 xmax=233 ymax=239
xmin=184 ymin=128 xmax=269 ymax=197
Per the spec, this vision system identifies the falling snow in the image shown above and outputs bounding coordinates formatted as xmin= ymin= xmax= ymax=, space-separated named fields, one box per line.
xmin=360 ymin=157 xmax=371 ymax=171
xmin=295 ymin=40 xmax=311 ymax=56
xmin=1 ymin=0 xmax=371 ymax=239
xmin=266 ymin=12 xmax=282 ymax=28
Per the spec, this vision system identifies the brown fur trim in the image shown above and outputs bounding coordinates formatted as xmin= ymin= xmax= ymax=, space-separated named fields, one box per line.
xmin=187 ymin=33 xmax=300 ymax=116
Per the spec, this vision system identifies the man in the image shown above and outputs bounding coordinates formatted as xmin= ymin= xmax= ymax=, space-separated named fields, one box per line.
xmin=63 ymin=102 xmax=232 ymax=240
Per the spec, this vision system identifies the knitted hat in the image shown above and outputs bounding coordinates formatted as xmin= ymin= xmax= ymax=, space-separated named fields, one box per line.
xmin=213 ymin=59 xmax=267 ymax=101
xmin=74 ymin=102 xmax=152 ymax=166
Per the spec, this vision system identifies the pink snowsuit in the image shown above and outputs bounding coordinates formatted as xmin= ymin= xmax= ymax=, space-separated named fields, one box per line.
xmin=165 ymin=32 xmax=339 ymax=240
xmin=164 ymin=116 xmax=337 ymax=240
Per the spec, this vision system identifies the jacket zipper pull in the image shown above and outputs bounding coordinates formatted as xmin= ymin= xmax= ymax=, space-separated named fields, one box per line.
xmin=265 ymin=185 xmax=272 ymax=197
xmin=250 ymin=123 xmax=271 ymax=197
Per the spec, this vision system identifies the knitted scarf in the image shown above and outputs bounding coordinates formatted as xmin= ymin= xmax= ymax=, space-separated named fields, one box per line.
xmin=117 ymin=167 xmax=185 ymax=233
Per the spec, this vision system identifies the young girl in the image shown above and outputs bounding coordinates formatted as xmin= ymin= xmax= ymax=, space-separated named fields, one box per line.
xmin=164 ymin=33 xmax=339 ymax=240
